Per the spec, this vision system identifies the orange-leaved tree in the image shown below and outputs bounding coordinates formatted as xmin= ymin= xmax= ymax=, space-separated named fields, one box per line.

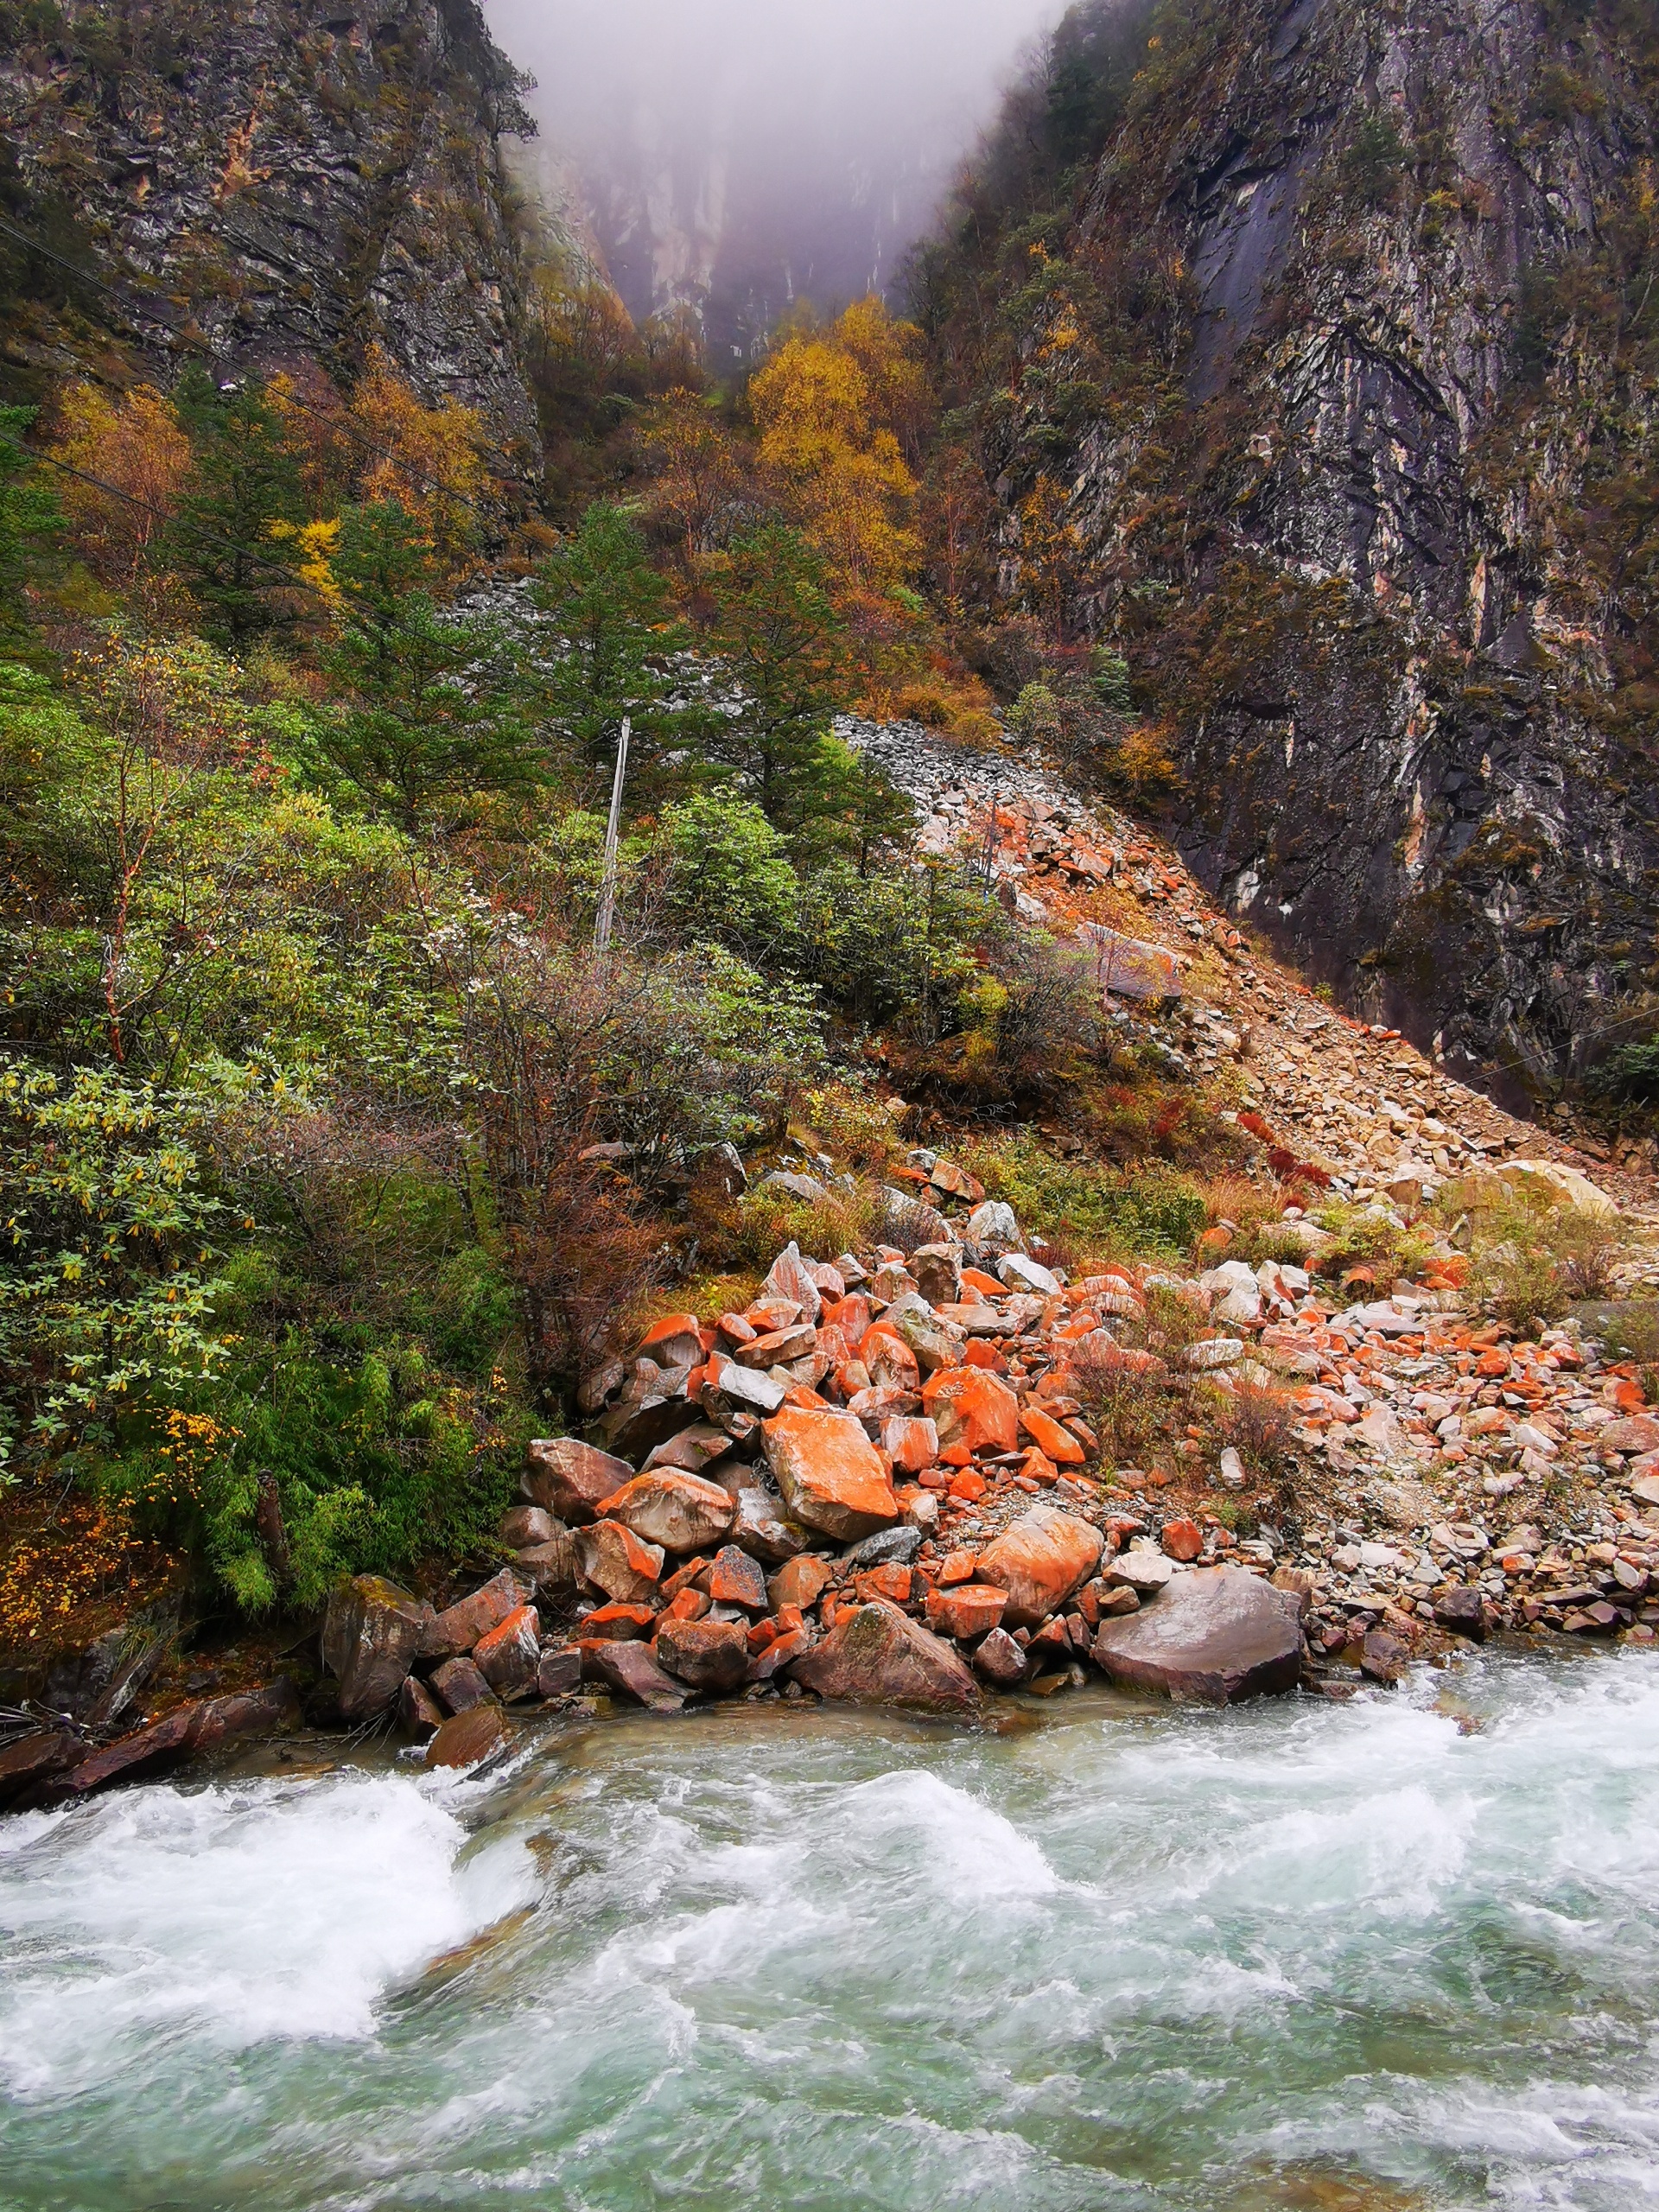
xmin=348 ymin=348 xmax=489 ymax=585
xmin=49 ymin=383 xmax=193 ymax=586
xmin=636 ymin=388 xmax=749 ymax=578
xmin=747 ymin=298 xmax=926 ymax=596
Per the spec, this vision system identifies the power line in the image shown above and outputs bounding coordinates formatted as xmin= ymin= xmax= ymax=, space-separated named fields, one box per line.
xmin=0 ymin=211 xmax=521 ymax=502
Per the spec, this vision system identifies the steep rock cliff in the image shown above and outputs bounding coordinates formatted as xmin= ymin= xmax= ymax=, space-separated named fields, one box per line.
xmin=941 ymin=0 xmax=1659 ymax=1107
xmin=0 ymin=0 xmax=540 ymax=457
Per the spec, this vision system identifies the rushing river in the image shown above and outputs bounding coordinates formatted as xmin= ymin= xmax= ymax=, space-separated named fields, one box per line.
xmin=3 ymin=1652 xmax=1658 ymax=2211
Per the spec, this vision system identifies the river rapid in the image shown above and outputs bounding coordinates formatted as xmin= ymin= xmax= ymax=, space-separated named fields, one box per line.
xmin=2 ymin=1650 xmax=1657 ymax=2211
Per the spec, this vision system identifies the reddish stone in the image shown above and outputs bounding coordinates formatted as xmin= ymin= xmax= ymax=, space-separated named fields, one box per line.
xmin=717 ymin=1311 xmax=758 ymax=1344
xmin=581 ymin=1601 xmax=660 ymax=1640
xmin=1160 ymin=1517 xmax=1204 ymax=1563
xmin=593 ymin=1470 xmax=736 ymax=1554
xmin=976 ymin=1506 xmax=1103 ymax=1629
xmin=398 ymin=1675 xmax=444 ymax=1738
xmin=424 ymin=1703 xmax=511 ymax=1770
xmin=537 ymin=1646 xmax=582 ymax=1698
xmin=883 ymin=1414 xmax=940 ymax=1472
xmin=961 ymin=1267 xmax=1004 ymax=1296
xmin=747 ymin=1625 xmax=814 ymax=1681
xmin=574 ymin=1519 xmax=666 ymax=1603
xmin=655 ymin=1616 xmax=751 ymax=1693
xmin=789 ymin=1601 xmax=979 ymax=1714
xmin=1020 ymin=1408 xmax=1087 ymax=1465
xmin=430 ymin=1656 xmax=493 ymax=1713
xmin=925 ymin=1583 xmax=1007 ymax=1639
xmin=972 ymin=1626 xmax=1027 ymax=1688
xmin=1602 ymin=1415 xmax=1659 ymax=1453
xmin=524 ymin=1437 xmax=635 ymax=1524
xmin=856 ymin=1563 xmax=913 ymax=1605
xmin=427 ymin=1568 xmax=524 ymax=1658
xmin=1019 ymin=1446 xmax=1059 ymax=1485
xmin=762 ymin=1405 xmax=899 ymax=1541
xmin=659 ymin=1587 xmax=710 ymax=1624
xmin=949 ymin=1471 xmax=988 ymax=1503
xmin=500 ymin=1505 xmax=558 ymax=1549
xmin=821 ymin=1294 xmax=874 ymax=1348
xmin=865 ymin=1328 xmax=922 ymax=1391
xmin=0 ymin=1731 xmax=86 ymax=1809
xmin=736 ymin=1322 xmax=818 ymax=1369
xmin=707 ymin=1545 xmax=770 ymax=1611
xmin=963 ymin=1340 xmax=1007 ymax=1372
xmin=924 ymin=1366 xmax=1020 ymax=1456
xmin=474 ymin=1605 xmax=542 ymax=1698
xmin=587 ymin=1639 xmax=690 ymax=1711
xmin=937 ymin=1548 xmax=979 ymax=1586
xmin=638 ymin=1312 xmax=704 ymax=1368
xmin=764 ymin=1243 xmax=823 ymax=1322
xmin=768 ymin=1555 xmax=835 ymax=1611
xmin=515 ymin=1536 xmax=577 ymax=1592
xmin=55 ymin=1681 xmax=300 ymax=1800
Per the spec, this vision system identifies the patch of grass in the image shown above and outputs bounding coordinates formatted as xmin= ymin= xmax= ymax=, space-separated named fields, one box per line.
xmin=961 ymin=1130 xmax=1205 ymax=1264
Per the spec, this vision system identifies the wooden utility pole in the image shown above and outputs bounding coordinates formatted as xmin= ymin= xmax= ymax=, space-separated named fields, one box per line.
xmin=594 ymin=716 xmax=631 ymax=954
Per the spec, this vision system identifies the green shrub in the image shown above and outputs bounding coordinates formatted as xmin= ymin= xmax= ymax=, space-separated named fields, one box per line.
xmin=963 ymin=1132 xmax=1205 ymax=1262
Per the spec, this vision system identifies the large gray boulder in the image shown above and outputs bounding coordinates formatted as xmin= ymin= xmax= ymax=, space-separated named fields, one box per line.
xmin=321 ymin=1576 xmax=433 ymax=1719
xmin=1090 ymin=1567 xmax=1301 ymax=1705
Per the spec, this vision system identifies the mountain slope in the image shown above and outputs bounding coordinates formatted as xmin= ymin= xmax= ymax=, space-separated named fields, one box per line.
xmin=919 ymin=0 xmax=1659 ymax=1111
xmin=0 ymin=0 xmax=540 ymax=455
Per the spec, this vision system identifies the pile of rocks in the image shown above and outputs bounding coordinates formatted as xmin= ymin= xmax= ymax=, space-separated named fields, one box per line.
xmin=295 ymin=1173 xmax=1659 ymax=1755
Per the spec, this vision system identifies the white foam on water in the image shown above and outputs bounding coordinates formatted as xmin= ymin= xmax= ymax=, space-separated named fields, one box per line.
xmin=0 ymin=1770 xmax=526 ymax=2100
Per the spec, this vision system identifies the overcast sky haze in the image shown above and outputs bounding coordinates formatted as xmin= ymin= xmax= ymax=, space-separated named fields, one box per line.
xmin=482 ymin=0 xmax=1062 ymax=344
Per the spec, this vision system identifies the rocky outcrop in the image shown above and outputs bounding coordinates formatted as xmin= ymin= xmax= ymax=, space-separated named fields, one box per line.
xmin=958 ymin=0 xmax=1659 ymax=1102
xmin=0 ymin=0 xmax=540 ymax=454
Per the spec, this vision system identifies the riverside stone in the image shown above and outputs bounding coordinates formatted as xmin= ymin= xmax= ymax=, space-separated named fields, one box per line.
xmin=706 ymin=1546 xmax=770 ymax=1611
xmin=763 ymin=1405 xmax=899 ymax=1541
xmin=973 ymin=1626 xmax=1028 ymax=1686
xmin=1091 ymin=1567 xmax=1301 ymax=1704
xmin=575 ymin=1520 xmax=667 ymax=1604
xmin=322 ymin=1576 xmax=433 ymax=1719
xmin=398 ymin=1676 xmax=444 ymax=1738
xmin=588 ymin=1639 xmax=690 ymax=1712
xmin=427 ymin=1568 xmax=524 ymax=1658
xmin=923 ymin=1365 xmax=1020 ymax=1456
xmin=473 ymin=1605 xmax=542 ymax=1697
xmin=729 ymin=1484 xmax=810 ymax=1563
xmin=537 ymin=1647 xmax=582 ymax=1699
xmin=655 ymin=1617 xmax=750 ymax=1693
xmin=1433 ymin=1586 xmax=1486 ymax=1640
xmin=430 ymin=1656 xmax=494 ymax=1713
xmin=56 ymin=1680 xmax=301 ymax=1799
xmin=790 ymin=1601 xmax=980 ymax=1714
xmin=976 ymin=1506 xmax=1103 ymax=1628
xmin=594 ymin=1471 xmax=736 ymax=1554
xmin=768 ymin=1556 xmax=835 ymax=1611
xmin=524 ymin=1438 xmax=635 ymax=1523
xmin=925 ymin=1583 xmax=1008 ymax=1639
xmin=424 ymin=1703 xmax=510 ymax=1770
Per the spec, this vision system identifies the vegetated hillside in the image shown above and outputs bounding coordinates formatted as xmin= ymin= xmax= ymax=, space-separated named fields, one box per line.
xmin=0 ymin=0 xmax=541 ymax=455
xmin=912 ymin=0 xmax=1659 ymax=1113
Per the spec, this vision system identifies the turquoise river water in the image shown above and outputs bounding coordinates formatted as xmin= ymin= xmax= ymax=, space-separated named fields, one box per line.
xmin=2 ymin=1649 xmax=1658 ymax=2210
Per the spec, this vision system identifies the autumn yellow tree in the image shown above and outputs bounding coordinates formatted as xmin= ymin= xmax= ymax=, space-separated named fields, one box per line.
xmin=347 ymin=348 xmax=489 ymax=583
xmin=747 ymin=297 xmax=925 ymax=596
xmin=49 ymin=384 xmax=192 ymax=586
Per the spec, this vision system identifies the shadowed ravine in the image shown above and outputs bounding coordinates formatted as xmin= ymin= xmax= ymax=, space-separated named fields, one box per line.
xmin=3 ymin=1651 xmax=1657 ymax=2210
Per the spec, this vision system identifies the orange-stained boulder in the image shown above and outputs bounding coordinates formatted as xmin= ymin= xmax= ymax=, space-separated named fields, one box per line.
xmin=473 ymin=1604 xmax=541 ymax=1698
xmin=789 ymin=1600 xmax=979 ymax=1714
xmin=425 ymin=1567 xmax=525 ymax=1658
xmin=706 ymin=1545 xmax=770 ymax=1611
xmin=594 ymin=1470 xmax=736 ymax=1554
xmin=976 ymin=1505 xmax=1103 ymax=1629
xmin=1019 ymin=1408 xmax=1087 ymax=1466
xmin=925 ymin=1583 xmax=1007 ymax=1640
xmin=767 ymin=1555 xmax=835 ymax=1611
xmin=864 ymin=1327 xmax=921 ymax=1392
xmin=524 ymin=1437 xmax=635 ymax=1524
xmin=856 ymin=1562 xmax=912 ymax=1605
xmin=1160 ymin=1516 xmax=1204 ymax=1563
xmin=923 ymin=1365 xmax=1020 ymax=1456
xmin=580 ymin=1601 xmax=659 ymax=1640
xmin=883 ymin=1414 xmax=939 ymax=1472
xmin=654 ymin=1616 xmax=750 ymax=1693
xmin=762 ymin=1406 xmax=899 ymax=1542
xmin=574 ymin=1519 xmax=666 ymax=1604
xmin=637 ymin=1312 xmax=703 ymax=1369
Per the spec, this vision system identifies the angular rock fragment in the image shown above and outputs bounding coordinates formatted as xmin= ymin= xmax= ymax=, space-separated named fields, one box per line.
xmin=730 ymin=1484 xmax=810 ymax=1564
xmin=322 ymin=1576 xmax=433 ymax=1719
xmin=790 ymin=1600 xmax=980 ymax=1714
xmin=976 ymin=1506 xmax=1103 ymax=1629
xmin=424 ymin=1703 xmax=511 ymax=1770
xmin=575 ymin=1519 xmax=666 ymax=1604
xmin=398 ymin=1675 xmax=444 ymax=1738
xmin=537 ymin=1646 xmax=582 ymax=1699
xmin=430 ymin=1656 xmax=494 ymax=1713
xmin=473 ymin=1605 xmax=542 ymax=1698
xmin=588 ymin=1639 xmax=691 ymax=1712
xmin=972 ymin=1627 xmax=1028 ymax=1687
xmin=655 ymin=1617 xmax=751 ymax=1693
xmin=594 ymin=1470 xmax=736 ymax=1554
xmin=925 ymin=1583 xmax=1008 ymax=1639
xmin=768 ymin=1555 xmax=835 ymax=1611
xmin=706 ymin=1546 xmax=769 ymax=1611
xmin=763 ymin=1405 xmax=899 ymax=1541
xmin=427 ymin=1568 xmax=525 ymax=1658
xmin=524 ymin=1437 xmax=635 ymax=1523
xmin=923 ymin=1365 xmax=1020 ymax=1457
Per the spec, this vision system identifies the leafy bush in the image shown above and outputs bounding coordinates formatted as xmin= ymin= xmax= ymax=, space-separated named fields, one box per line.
xmin=963 ymin=1132 xmax=1205 ymax=1262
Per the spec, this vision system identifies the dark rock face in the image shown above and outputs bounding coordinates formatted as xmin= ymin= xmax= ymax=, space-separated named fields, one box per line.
xmin=977 ymin=0 xmax=1659 ymax=1099
xmin=789 ymin=1600 xmax=980 ymax=1715
xmin=0 ymin=0 xmax=540 ymax=454
xmin=1090 ymin=1567 xmax=1301 ymax=1705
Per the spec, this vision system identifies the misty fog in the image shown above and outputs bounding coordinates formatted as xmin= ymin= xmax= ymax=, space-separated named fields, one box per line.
xmin=482 ymin=0 xmax=1060 ymax=357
